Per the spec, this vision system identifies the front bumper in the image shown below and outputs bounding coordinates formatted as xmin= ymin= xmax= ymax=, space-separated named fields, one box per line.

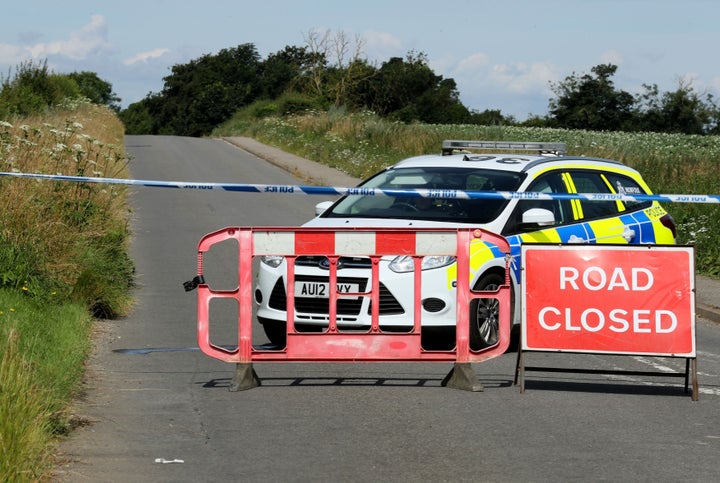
xmin=254 ymin=256 xmax=458 ymax=329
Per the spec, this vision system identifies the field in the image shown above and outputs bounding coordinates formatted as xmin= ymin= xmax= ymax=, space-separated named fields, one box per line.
xmin=215 ymin=110 xmax=720 ymax=276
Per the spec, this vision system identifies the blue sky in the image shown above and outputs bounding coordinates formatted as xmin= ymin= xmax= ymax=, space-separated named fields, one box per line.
xmin=2 ymin=0 xmax=719 ymax=120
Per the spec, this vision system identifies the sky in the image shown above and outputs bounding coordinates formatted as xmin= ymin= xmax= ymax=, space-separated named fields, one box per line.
xmin=1 ymin=0 xmax=719 ymax=121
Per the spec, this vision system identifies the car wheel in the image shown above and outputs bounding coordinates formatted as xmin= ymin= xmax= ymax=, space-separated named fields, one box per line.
xmin=260 ymin=319 xmax=286 ymax=347
xmin=469 ymin=272 xmax=506 ymax=350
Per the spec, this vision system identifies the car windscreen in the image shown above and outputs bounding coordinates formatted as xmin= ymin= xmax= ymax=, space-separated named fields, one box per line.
xmin=323 ymin=166 xmax=524 ymax=224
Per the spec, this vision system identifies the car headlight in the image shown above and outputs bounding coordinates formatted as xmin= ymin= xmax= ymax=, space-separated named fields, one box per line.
xmin=261 ymin=255 xmax=285 ymax=268
xmin=389 ymin=255 xmax=456 ymax=273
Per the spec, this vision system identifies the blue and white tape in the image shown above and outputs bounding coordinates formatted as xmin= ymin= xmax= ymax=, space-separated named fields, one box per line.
xmin=1 ymin=171 xmax=720 ymax=204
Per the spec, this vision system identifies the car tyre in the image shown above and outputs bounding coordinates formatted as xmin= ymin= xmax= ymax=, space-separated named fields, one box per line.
xmin=469 ymin=272 xmax=511 ymax=351
xmin=260 ymin=319 xmax=286 ymax=347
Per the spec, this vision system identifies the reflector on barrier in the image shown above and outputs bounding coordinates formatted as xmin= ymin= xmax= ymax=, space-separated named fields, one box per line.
xmin=190 ymin=227 xmax=512 ymax=391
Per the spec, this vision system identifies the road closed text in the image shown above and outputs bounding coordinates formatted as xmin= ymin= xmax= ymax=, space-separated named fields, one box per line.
xmin=538 ymin=306 xmax=678 ymax=334
xmin=539 ymin=266 xmax=676 ymax=334
xmin=522 ymin=245 xmax=695 ymax=356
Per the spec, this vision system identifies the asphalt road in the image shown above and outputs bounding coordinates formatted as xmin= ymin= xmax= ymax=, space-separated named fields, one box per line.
xmin=56 ymin=135 xmax=720 ymax=482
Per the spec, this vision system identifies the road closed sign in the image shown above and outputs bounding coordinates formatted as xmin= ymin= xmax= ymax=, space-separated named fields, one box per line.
xmin=521 ymin=244 xmax=695 ymax=356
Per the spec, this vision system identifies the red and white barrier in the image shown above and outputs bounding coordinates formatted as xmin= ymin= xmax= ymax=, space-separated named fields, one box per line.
xmin=192 ymin=227 xmax=512 ymax=391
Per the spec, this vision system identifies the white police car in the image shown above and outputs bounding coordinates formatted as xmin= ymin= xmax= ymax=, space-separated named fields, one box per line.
xmin=254 ymin=141 xmax=677 ymax=350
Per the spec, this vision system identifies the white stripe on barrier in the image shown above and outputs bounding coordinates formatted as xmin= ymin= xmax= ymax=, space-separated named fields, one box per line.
xmin=336 ymin=231 xmax=375 ymax=255
xmin=2 ymin=170 xmax=720 ymax=204
xmin=253 ymin=231 xmax=294 ymax=255
xmin=416 ymin=232 xmax=457 ymax=255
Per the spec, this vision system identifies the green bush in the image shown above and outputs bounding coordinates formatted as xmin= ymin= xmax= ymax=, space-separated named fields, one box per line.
xmin=0 ymin=60 xmax=82 ymax=117
xmin=71 ymin=229 xmax=135 ymax=318
xmin=249 ymin=99 xmax=280 ymax=118
xmin=277 ymin=92 xmax=324 ymax=115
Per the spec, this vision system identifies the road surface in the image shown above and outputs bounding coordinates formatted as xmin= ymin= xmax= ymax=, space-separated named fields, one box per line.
xmin=56 ymin=135 xmax=720 ymax=482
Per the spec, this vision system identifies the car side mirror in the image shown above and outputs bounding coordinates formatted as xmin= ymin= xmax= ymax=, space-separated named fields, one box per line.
xmin=315 ymin=201 xmax=334 ymax=216
xmin=522 ymin=207 xmax=555 ymax=227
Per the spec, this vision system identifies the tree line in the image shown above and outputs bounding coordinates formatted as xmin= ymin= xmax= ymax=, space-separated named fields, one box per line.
xmin=2 ymin=36 xmax=719 ymax=136
xmin=0 ymin=60 xmax=120 ymax=117
xmin=118 ymin=41 xmax=479 ymax=136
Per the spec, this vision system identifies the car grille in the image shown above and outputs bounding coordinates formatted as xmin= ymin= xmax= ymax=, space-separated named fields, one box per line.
xmin=295 ymin=256 xmax=373 ymax=269
xmin=268 ymin=275 xmax=404 ymax=316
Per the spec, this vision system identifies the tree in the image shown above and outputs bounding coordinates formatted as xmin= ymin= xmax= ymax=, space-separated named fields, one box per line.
xmin=632 ymin=80 xmax=715 ymax=134
xmin=67 ymin=71 xmax=121 ymax=111
xmin=301 ymin=29 xmax=374 ymax=108
xmin=0 ymin=60 xmax=81 ymax=117
xmin=260 ymin=45 xmax=316 ymax=99
xmin=470 ymin=109 xmax=515 ymax=125
xmin=358 ymin=52 xmax=469 ymax=124
xmin=548 ymin=64 xmax=635 ymax=131
xmin=154 ymin=44 xmax=263 ymax=136
xmin=119 ymin=100 xmax=154 ymax=135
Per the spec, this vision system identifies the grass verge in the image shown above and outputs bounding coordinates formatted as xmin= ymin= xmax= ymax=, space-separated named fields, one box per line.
xmin=0 ymin=100 xmax=132 ymax=479
xmin=0 ymin=290 xmax=92 ymax=481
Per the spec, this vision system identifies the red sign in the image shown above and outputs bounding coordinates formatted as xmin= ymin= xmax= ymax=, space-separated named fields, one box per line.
xmin=522 ymin=245 xmax=695 ymax=356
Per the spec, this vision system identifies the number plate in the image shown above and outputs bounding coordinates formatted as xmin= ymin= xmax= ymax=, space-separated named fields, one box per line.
xmin=295 ymin=281 xmax=360 ymax=298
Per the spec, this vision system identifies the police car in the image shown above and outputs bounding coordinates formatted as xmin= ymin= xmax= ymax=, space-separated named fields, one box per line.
xmin=254 ymin=140 xmax=677 ymax=350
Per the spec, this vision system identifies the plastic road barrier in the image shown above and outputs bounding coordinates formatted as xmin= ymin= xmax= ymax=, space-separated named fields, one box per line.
xmin=187 ymin=227 xmax=512 ymax=392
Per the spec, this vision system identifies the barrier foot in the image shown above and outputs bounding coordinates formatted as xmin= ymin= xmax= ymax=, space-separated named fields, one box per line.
xmin=441 ymin=363 xmax=484 ymax=392
xmin=229 ymin=363 xmax=261 ymax=391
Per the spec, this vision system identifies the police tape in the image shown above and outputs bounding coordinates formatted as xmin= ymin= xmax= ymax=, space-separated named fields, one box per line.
xmin=2 ymin=170 xmax=720 ymax=204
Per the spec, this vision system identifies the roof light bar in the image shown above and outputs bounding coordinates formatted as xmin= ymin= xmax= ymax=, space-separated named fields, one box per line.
xmin=441 ymin=140 xmax=567 ymax=156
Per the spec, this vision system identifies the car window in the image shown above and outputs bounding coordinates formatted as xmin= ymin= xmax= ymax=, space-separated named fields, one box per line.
xmin=602 ymin=172 xmax=652 ymax=211
xmin=323 ymin=167 xmax=524 ymax=224
xmin=568 ymin=171 xmax=620 ymax=220
xmin=502 ymin=172 xmax=569 ymax=235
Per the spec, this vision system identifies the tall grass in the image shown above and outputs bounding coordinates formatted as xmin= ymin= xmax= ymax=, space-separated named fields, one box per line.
xmin=214 ymin=109 xmax=720 ymax=276
xmin=0 ymin=100 xmax=133 ymax=314
xmin=0 ymin=327 xmax=54 ymax=481
xmin=0 ymin=99 xmax=132 ymax=479
xmin=0 ymin=292 xmax=92 ymax=481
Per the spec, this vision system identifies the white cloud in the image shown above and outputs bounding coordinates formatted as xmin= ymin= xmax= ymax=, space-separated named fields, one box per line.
xmin=488 ymin=62 xmax=558 ymax=94
xmin=0 ymin=43 xmax=23 ymax=64
xmin=361 ymin=30 xmax=403 ymax=60
xmin=123 ymin=48 xmax=171 ymax=66
xmin=708 ymin=76 xmax=720 ymax=93
xmin=439 ymin=56 xmax=560 ymax=119
xmin=449 ymin=56 xmax=557 ymax=95
xmin=26 ymin=14 xmax=109 ymax=60
xmin=455 ymin=52 xmax=490 ymax=73
xmin=600 ymin=49 xmax=623 ymax=65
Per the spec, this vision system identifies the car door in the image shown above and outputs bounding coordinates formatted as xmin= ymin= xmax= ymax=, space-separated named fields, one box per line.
xmin=503 ymin=170 xmax=587 ymax=244
xmin=502 ymin=171 xmax=587 ymax=281
xmin=565 ymin=170 xmax=647 ymax=244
